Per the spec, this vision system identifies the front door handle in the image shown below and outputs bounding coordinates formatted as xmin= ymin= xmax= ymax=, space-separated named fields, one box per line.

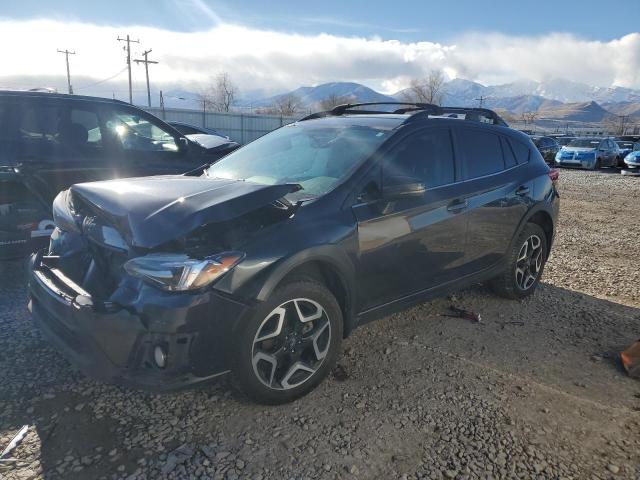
xmin=447 ymin=199 xmax=468 ymax=213
xmin=515 ymin=185 xmax=530 ymax=196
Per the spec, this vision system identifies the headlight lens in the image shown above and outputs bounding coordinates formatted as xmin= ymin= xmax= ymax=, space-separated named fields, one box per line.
xmin=124 ymin=252 xmax=244 ymax=291
xmin=52 ymin=189 xmax=79 ymax=233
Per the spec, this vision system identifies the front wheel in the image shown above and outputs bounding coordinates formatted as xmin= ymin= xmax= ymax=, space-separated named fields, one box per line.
xmin=234 ymin=279 xmax=343 ymax=404
xmin=490 ymin=223 xmax=548 ymax=300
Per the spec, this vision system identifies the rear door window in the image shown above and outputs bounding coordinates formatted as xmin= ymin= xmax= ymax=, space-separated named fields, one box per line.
xmin=384 ymin=128 xmax=455 ymax=188
xmin=456 ymin=128 xmax=504 ymax=180
xmin=11 ymin=100 xmax=105 ymax=161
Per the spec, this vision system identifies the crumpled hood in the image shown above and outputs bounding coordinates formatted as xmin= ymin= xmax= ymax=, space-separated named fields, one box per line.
xmin=70 ymin=176 xmax=300 ymax=249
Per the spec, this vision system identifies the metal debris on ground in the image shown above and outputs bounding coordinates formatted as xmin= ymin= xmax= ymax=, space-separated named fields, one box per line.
xmin=621 ymin=340 xmax=640 ymax=379
xmin=445 ymin=305 xmax=482 ymax=323
xmin=332 ymin=364 xmax=349 ymax=382
xmin=161 ymin=444 xmax=195 ymax=475
xmin=0 ymin=425 xmax=29 ymax=462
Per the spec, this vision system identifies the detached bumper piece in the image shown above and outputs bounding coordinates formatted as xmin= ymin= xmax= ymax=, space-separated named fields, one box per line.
xmin=28 ymin=251 xmax=241 ymax=391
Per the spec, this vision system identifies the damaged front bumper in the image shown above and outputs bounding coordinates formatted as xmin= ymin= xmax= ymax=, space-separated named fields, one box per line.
xmin=28 ymin=250 xmax=251 ymax=391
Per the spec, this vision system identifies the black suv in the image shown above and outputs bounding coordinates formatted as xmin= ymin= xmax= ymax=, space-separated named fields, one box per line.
xmin=0 ymin=91 xmax=238 ymax=258
xmin=28 ymin=103 xmax=559 ymax=404
xmin=530 ymin=136 xmax=560 ymax=165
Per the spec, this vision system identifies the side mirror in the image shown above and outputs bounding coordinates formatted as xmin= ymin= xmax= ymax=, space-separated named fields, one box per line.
xmin=178 ymin=137 xmax=191 ymax=150
xmin=382 ymin=176 xmax=426 ymax=199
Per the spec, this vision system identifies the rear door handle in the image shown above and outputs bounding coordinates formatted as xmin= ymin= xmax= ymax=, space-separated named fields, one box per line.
xmin=515 ymin=185 xmax=530 ymax=196
xmin=446 ymin=199 xmax=468 ymax=213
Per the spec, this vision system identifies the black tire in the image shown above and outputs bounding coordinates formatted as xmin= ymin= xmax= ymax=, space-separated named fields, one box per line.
xmin=234 ymin=278 xmax=343 ymax=404
xmin=592 ymin=158 xmax=602 ymax=170
xmin=490 ymin=223 xmax=548 ymax=300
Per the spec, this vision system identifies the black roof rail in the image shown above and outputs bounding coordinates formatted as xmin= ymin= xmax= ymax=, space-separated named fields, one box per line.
xmin=298 ymin=101 xmax=508 ymax=126
xmin=403 ymin=106 xmax=508 ymax=127
xmin=298 ymin=102 xmax=438 ymax=121
xmin=331 ymin=102 xmax=438 ymax=115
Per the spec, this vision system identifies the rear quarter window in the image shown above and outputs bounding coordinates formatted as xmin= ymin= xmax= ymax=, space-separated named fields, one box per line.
xmin=507 ymin=137 xmax=531 ymax=164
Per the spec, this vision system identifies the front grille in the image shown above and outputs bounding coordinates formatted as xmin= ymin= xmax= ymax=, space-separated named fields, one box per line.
xmin=83 ymin=240 xmax=129 ymax=299
xmin=50 ymin=218 xmax=129 ymax=300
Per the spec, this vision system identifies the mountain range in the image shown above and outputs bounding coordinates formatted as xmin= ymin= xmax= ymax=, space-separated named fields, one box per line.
xmin=235 ymin=78 xmax=640 ymax=123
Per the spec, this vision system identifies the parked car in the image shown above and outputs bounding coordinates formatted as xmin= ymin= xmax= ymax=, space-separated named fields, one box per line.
xmin=621 ymin=142 xmax=640 ymax=176
xmin=168 ymin=121 xmax=230 ymax=140
xmin=28 ymin=103 xmax=559 ymax=404
xmin=0 ymin=91 xmax=238 ymax=258
xmin=555 ymin=137 xmax=619 ymax=169
xmin=616 ymin=140 xmax=635 ymax=166
xmin=182 ymin=133 xmax=239 ymax=156
xmin=553 ymin=136 xmax=575 ymax=147
xmin=531 ymin=136 xmax=560 ymax=165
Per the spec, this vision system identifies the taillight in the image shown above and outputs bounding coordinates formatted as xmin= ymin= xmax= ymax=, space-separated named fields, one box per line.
xmin=548 ymin=168 xmax=559 ymax=185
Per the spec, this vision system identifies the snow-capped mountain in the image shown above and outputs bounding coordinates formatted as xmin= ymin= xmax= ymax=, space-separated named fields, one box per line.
xmin=243 ymin=82 xmax=394 ymax=108
xmin=231 ymin=78 xmax=640 ymax=120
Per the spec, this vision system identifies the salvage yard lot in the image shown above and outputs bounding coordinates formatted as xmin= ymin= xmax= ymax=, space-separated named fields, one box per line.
xmin=1 ymin=169 xmax=639 ymax=480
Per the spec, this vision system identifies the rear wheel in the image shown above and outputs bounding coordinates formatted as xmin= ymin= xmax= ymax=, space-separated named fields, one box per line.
xmin=234 ymin=279 xmax=342 ymax=404
xmin=490 ymin=223 xmax=548 ymax=300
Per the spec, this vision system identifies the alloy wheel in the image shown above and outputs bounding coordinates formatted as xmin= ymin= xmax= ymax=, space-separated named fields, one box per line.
xmin=252 ymin=298 xmax=331 ymax=390
xmin=515 ymin=234 xmax=543 ymax=290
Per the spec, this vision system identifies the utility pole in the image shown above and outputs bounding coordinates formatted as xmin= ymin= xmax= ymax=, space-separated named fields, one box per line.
xmin=619 ymin=115 xmax=629 ymax=135
xmin=474 ymin=95 xmax=487 ymax=108
xmin=134 ymin=49 xmax=158 ymax=107
xmin=117 ymin=34 xmax=140 ymax=104
xmin=57 ymin=49 xmax=76 ymax=94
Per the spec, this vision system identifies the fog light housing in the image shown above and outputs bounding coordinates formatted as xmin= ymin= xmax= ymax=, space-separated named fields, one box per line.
xmin=154 ymin=345 xmax=167 ymax=368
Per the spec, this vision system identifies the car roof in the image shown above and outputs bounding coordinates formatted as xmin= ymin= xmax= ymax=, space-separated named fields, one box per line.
xmin=297 ymin=112 xmax=528 ymax=141
xmin=297 ymin=102 xmax=533 ymax=143
xmin=0 ymin=90 xmax=129 ymax=106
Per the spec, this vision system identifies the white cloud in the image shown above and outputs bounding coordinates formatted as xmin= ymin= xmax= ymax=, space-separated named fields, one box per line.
xmin=0 ymin=18 xmax=638 ymax=99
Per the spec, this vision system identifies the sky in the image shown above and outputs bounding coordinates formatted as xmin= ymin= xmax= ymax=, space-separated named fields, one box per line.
xmin=1 ymin=0 xmax=639 ymax=102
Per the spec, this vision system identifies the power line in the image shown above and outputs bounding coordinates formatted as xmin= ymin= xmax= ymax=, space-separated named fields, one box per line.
xmin=117 ymin=34 xmax=140 ymax=104
xmin=134 ymin=49 xmax=158 ymax=107
xmin=74 ymin=67 xmax=128 ymax=91
xmin=57 ymin=49 xmax=76 ymax=94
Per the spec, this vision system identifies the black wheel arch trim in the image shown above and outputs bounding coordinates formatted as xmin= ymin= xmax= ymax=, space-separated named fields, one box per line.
xmin=508 ymin=203 xmax=556 ymax=257
xmin=253 ymin=246 xmax=356 ymax=335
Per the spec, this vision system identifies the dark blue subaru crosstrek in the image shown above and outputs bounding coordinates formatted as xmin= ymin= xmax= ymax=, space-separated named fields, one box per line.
xmin=28 ymin=103 xmax=559 ymax=404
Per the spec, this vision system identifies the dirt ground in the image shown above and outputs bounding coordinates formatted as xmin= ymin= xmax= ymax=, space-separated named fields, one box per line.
xmin=1 ymin=168 xmax=639 ymax=480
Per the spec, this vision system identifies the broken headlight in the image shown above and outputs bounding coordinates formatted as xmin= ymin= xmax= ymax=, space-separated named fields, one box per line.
xmin=123 ymin=252 xmax=244 ymax=291
xmin=52 ymin=189 xmax=80 ymax=233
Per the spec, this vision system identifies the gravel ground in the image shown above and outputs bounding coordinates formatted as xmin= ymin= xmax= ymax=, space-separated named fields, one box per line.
xmin=1 ymin=168 xmax=639 ymax=480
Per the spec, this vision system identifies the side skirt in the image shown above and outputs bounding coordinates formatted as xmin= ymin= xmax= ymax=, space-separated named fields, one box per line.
xmin=354 ymin=262 xmax=504 ymax=328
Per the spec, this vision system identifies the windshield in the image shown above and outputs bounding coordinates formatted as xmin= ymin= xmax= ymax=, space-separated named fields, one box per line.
xmin=567 ymin=138 xmax=600 ymax=148
xmin=205 ymin=118 xmax=397 ymax=198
